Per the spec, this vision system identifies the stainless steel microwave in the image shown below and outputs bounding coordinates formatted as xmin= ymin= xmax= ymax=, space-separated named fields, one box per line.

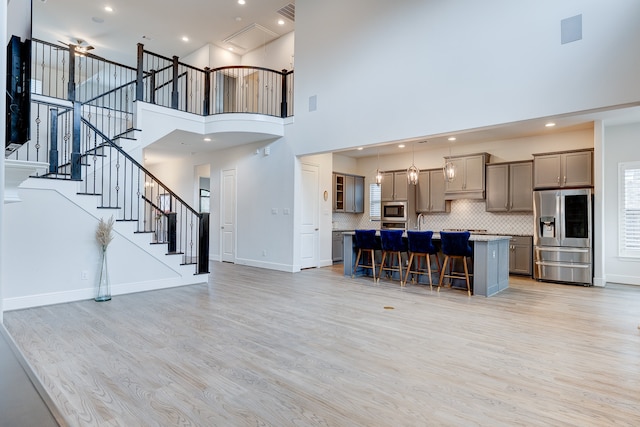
xmin=381 ymin=201 xmax=407 ymax=221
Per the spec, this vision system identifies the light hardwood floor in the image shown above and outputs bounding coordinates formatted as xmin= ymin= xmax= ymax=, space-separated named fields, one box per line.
xmin=4 ymin=262 xmax=640 ymax=426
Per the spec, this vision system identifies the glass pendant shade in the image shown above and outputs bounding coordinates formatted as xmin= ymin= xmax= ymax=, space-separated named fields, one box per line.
xmin=407 ymin=164 xmax=419 ymax=185
xmin=375 ymin=169 xmax=383 ymax=185
xmin=443 ymin=161 xmax=456 ymax=182
xmin=407 ymin=144 xmax=419 ymax=185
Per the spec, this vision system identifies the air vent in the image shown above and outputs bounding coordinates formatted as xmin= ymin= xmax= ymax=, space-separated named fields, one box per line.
xmin=277 ymin=3 xmax=295 ymax=22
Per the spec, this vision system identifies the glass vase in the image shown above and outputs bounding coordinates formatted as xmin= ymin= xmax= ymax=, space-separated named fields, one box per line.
xmin=95 ymin=247 xmax=111 ymax=302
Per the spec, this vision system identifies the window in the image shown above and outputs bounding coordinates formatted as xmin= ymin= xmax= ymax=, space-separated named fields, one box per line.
xmin=199 ymin=189 xmax=210 ymax=213
xmin=369 ymin=183 xmax=381 ymax=221
xmin=619 ymin=161 xmax=640 ymax=257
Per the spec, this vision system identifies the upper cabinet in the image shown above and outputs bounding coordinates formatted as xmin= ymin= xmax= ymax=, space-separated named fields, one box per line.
xmin=381 ymin=171 xmax=410 ymax=201
xmin=486 ymin=161 xmax=533 ymax=212
xmin=416 ymin=169 xmax=451 ymax=213
xmin=444 ymin=153 xmax=490 ymax=200
xmin=533 ymin=149 xmax=593 ymax=189
xmin=333 ymin=173 xmax=364 ymax=213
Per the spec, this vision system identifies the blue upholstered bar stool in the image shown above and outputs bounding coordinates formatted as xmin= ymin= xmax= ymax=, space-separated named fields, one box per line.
xmin=379 ymin=229 xmax=407 ymax=286
xmin=404 ymin=230 xmax=441 ymax=290
xmin=352 ymin=229 xmax=378 ymax=282
xmin=438 ymin=231 xmax=473 ymax=296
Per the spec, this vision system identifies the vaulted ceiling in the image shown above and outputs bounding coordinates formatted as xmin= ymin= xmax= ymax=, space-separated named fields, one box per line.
xmin=33 ymin=0 xmax=295 ymax=67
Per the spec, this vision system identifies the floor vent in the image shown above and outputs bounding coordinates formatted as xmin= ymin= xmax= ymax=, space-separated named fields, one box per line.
xmin=277 ymin=3 xmax=295 ymax=22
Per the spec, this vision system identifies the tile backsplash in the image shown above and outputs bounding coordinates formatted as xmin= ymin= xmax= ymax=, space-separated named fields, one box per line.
xmin=332 ymin=199 xmax=534 ymax=235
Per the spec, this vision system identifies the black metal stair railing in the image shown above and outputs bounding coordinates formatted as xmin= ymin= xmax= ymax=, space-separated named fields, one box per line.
xmin=6 ymin=37 xmax=298 ymax=274
xmin=80 ymin=118 xmax=209 ymax=274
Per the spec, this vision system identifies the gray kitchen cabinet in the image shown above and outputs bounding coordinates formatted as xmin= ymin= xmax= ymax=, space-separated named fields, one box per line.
xmin=486 ymin=161 xmax=533 ymax=212
xmin=333 ymin=173 xmax=364 ymax=213
xmin=416 ymin=169 xmax=450 ymax=213
xmin=444 ymin=153 xmax=490 ymax=199
xmin=381 ymin=171 xmax=410 ymax=201
xmin=533 ymin=149 xmax=593 ymax=189
xmin=333 ymin=174 xmax=345 ymax=212
xmin=332 ymin=231 xmax=344 ymax=262
xmin=509 ymin=235 xmax=532 ymax=276
xmin=349 ymin=175 xmax=365 ymax=213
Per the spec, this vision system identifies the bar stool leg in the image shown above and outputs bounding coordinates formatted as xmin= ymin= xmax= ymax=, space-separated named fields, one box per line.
xmin=396 ymin=251 xmax=404 ymax=286
xmin=378 ymin=252 xmax=387 ymax=283
xmin=463 ymin=256 xmax=471 ymax=296
xmin=438 ymin=256 xmax=450 ymax=292
xmin=352 ymin=249 xmax=362 ymax=278
xmin=404 ymin=253 xmax=415 ymax=285
xmin=425 ymin=253 xmax=433 ymax=290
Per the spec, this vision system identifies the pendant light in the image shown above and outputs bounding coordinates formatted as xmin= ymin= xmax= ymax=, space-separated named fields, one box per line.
xmin=443 ymin=137 xmax=456 ymax=183
xmin=375 ymin=149 xmax=383 ymax=186
xmin=407 ymin=143 xmax=419 ymax=185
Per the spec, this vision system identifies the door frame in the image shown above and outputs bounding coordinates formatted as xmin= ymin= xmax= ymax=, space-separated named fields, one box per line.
xmin=220 ymin=168 xmax=237 ymax=263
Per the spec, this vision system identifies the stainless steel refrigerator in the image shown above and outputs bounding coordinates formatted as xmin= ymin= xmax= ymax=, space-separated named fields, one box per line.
xmin=533 ymin=188 xmax=593 ymax=285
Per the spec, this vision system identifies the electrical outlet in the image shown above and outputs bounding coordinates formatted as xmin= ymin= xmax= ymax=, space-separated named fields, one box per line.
xmin=81 ymin=271 xmax=88 ymax=280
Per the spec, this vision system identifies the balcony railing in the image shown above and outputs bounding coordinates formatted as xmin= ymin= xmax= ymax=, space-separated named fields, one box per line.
xmin=136 ymin=44 xmax=293 ymax=118
xmin=30 ymin=39 xmax=294 ymax=118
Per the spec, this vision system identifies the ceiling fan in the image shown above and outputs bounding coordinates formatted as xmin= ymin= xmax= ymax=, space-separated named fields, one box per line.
xmin=57 ymin=38 xmax=95 ymax=54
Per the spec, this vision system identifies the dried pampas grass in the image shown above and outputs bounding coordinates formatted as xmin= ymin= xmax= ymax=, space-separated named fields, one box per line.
xmin=96 ymin=216 xmax=115 ymax=248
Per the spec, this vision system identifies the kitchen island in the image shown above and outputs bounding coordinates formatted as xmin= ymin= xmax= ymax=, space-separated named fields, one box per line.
xmin=343 ymin=232 xmax=510 ymax=297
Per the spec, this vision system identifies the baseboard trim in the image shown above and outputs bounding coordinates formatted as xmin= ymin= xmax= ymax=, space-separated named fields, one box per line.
xmin=234 ymin=258 xmax=295 ymax=273
xmin=3 ymin=277 xmax=207 ymax=311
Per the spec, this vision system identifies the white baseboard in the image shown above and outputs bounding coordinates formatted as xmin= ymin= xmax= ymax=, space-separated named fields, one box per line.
xmin=234 ymin=258 xmax=295 ymax=273
xmin=3 ymin=277 xmax=207 ymax=311
xmin=605 ymin=274 xmax=640 ymax=286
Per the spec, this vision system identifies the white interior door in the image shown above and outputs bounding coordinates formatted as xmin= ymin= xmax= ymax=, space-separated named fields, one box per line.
xmin=221 ymin=169 xmax=236 ymax=263
xmin=300 ymin=163 xmax=319 ymax=269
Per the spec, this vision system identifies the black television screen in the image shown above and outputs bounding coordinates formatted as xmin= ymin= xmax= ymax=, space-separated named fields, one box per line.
xmin=6 ymin=35 xmax=31 ymax=155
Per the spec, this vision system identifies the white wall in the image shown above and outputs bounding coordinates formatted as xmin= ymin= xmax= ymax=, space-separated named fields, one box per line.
xmin=7 ymin=0 xmax=30 ymax=40
xmin=181 ymin=43 xmax=242 ymax=69
xmin=292 ymin=0 xmax=640 ymax=155
xmin=1 ymin=0 xmax=7 ymax=318
xmin=2 ymin=186 xmax=197 ymax=310
xmin=147 ymin=135 xmax=297 ymax=271
xmin=182 ymin=32 xmax=293 ymax=71
xmin=242 ymin=31 xmax=295 ymax=71
xmin=603 ymin=122 xmax=640 ymax=285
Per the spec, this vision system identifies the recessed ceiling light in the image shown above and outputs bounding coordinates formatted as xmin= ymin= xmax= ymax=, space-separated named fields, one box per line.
xmin=398 ymin=144 xmax=406 ymax=148
xmin=545 ymin=122 xmax=556 ymax=127
xmin=204 ymin=137 xmax=212 ymax=142
xmin=238 ymin=0 xmax=246 ymax=4
xmin=182 ymin=36 xmax=189 ymax=42
xmin=228 ymin=47 xmax=234 ymax=51
xmin=448 ymin=137 xmax=457 ymax=141
xmin=357 ymin=147 xmax=363 ymax=151
xmin=278 ymin=19 xmax=285 ymax=25
xmin=104 ymin=6 xmax=113 ymax=12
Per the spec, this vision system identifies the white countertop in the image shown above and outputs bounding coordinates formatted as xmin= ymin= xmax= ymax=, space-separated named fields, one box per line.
xmin=342 ymin=231 xmax=511 ymax=241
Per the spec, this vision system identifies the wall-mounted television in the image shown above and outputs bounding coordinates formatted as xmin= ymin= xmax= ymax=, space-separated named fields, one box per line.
xmin=6 ymin=35 xmax=31 ymax=155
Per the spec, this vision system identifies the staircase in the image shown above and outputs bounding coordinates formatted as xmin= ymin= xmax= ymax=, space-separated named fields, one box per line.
xmin=6 ymin=39 xmax=210 ymax=294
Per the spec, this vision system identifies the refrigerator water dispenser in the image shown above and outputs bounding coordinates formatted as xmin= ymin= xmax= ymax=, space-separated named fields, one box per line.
xmin=540 ymin=216 xmax=555 ymax=238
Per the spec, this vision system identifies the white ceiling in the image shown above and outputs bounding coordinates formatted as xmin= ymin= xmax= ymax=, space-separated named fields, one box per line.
xmin=31 ymin=0 xmax=640 ymax=161
xmin=33 ymin=0 xmax=295 ymax=67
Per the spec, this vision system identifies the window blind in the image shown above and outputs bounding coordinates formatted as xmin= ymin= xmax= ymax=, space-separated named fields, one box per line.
xmin=619 ymin=162 xmax=640 ymax=257
xmin=369 ymin=183 xmax=381 ymax=221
